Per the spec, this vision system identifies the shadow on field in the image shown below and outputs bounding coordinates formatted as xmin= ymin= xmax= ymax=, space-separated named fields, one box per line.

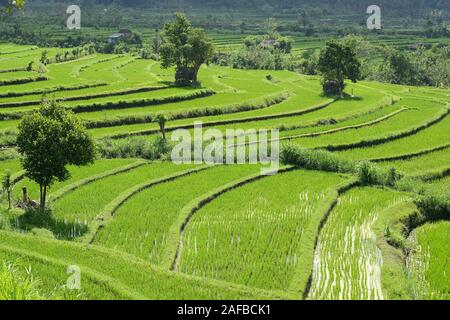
xmin=341 ymin=95 xmax=363 ymax=101
xmin=12 ymin=209 xmax=88 ymax=241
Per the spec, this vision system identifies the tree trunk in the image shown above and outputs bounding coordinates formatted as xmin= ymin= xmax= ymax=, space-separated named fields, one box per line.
xmin=7 ymin=191 xmax=11 ymax=210
xmin=160 ymin=124 xmax=166 ymax=140
xmin=39 ymin=185 xmax=43 ymax=209
xmin=192 ymin=65 xmax=200 ymax=84
xmin=39 ymin=184 xmax=47 ymax=211
xmin=43 ymin=184 xmax=47 ymax=210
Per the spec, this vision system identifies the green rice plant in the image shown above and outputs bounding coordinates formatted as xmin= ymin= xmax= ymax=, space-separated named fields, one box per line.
xmin=308 ymin=187 xmax=410 ymax=300
xmin=0 ymin=71 xmax=38 ymax=82
xmin=287 ymin=104 xmax=448 ymax=151
xmin=0 ymin=83 xmax=107 ymax=100
xmin=0 ymin=260 xmax=43 ymax=300
xmin=12 ymin=159 xmax=137 ymax=202
xmin=48 ymin=161 xmax=148 ymax=203
xmin=0 ymin=48 xmax=62 ymax=72
xmin=178 ymin=169 xmax=348 ymax=292
xmin=51 ymin=162 xmax=194 ymax=225
xmin=89 ymin=89 xmax=393 ymax=140
xmin=0 ymin=230 xmax=286 ymax=299
xmin=406 ymin=221 xmax=450 ymax=300
xmin=69 ymin=89 xmax=215 ymax=114
xmin=0 ymin=85 xmax=170 ymax=109
xmin=337 ymin=113 xmax=450 ymax=160
xmin=164 ymin=166 xmax=294 ymax=270
xmin=0 ymin=259 xmax=85 ymax=300
xmin=93 ymin=165 xmax=261 ymax=264
xmin=0 ymin=76 xmax=48 ymax=87
xmin=0 ymin=159 xmax=22 ymax=178
xmin=86 ymin=91 xmax=290 ymax=131
xmin=378 ymin=146 xmax=450 ymax=177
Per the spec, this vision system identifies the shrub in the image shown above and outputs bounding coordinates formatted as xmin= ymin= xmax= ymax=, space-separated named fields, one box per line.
xmin=98 ymin=136 xmax=172 ymax=161
xmin=281 ymin=144 xmax=402 ymax=186
xmin=357 ymin=161 xmax=380 ymax=185
xmin=280 ymin=144 xmax=354 ymax=173
xmin=414 ymin=192 xmax=450 ymax=223
xmin=357 ymin=161 xmax=401 ymax=186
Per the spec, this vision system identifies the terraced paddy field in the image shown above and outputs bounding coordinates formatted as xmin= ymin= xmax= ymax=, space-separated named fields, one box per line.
xmin=407 ymin=221 xmax=450 ymax=300
xmin=0 ymin=43 xmax=448 ymax=300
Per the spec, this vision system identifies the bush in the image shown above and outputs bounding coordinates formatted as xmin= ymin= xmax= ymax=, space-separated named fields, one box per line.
xmin=281 ymin=144 xmax=402 ymax=186
xmin=98 ymin=136 xmax=172 ymax=161
xmin=414 ymin=192 xmax=450 ymax=223
xmin=357 ymin=161 xmax=401 ymax=186
xmin=384 ymin=226 xmax=406 ymax=249
xmin=281 ymin=144 xmax=354 ymax=173
xmin=322 ymin=80 xmax=345 ymax=96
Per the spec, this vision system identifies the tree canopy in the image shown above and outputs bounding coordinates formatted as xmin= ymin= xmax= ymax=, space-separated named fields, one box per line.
xmin=318 ymin=41 xmax=361 ymax=95
xmin=160 ymin=13 xmax=214 ymax=84
xmin=2 ymin=0 xmax=25 ymax=14
xmin=16 ymin=100 xmax=96 ymax=210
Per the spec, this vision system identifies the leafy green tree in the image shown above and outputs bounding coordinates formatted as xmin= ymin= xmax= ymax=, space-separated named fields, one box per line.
xmin=274 ymin=37 xmax=292 ymax=54
xmin=318 ymin=41 xmax=361 ymax=95
xmin=160 ymin=13 xmax=214 ymax=84
xmin=16 ymin=101 xmax=96 ymax=210
xmin=265 ymin=18 xmax=279 ymax=38
xmin=2 ymin=170 xmax=13 ymax=210
xmin=3 ymin=0 xmax=25 ymax=14
xmin=381 ymin=50 xmax=416 ymax=85
xmin=39 ymin=50 xmax=48 ymax=65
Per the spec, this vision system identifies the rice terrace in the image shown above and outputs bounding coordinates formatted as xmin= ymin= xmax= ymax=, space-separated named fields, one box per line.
xmin=0 ymin=0 xmax=448 ymax=302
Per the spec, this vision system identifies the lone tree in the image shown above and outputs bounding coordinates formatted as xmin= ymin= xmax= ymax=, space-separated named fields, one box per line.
xmin=16 ymin=101 xmax=96 ymax=210
xmin=318 ymin=41 xmax=361 ymax=95
xmin=160 ymin=13 xmax=214 ymax=85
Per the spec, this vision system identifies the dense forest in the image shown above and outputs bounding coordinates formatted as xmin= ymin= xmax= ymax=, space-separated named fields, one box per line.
xmin=7 ymin=0 xmax=450 ymax=15
xmin=40 ymin=0 xmax=450 ymax=11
